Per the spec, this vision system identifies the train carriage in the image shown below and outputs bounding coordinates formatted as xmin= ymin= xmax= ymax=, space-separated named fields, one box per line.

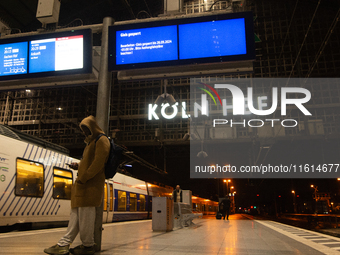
xmin=0 ymin=125 xmax=78 ymax=227
xmin=0 ymin=124 xmax=216 ymax=229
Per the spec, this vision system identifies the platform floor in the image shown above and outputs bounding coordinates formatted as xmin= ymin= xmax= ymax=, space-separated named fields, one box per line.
xmin=2 ymin=214 xmax=340 ymax=254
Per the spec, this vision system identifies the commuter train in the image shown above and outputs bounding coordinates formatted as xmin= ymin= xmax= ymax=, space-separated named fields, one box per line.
xmin=192 ymin=196 xmax=219 ymax=215
xmin=0 ymin=124 xmax=217 ymax=228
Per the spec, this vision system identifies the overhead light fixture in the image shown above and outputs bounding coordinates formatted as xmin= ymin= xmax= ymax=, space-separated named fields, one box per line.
xmin=197 ymin=150 xmax=208 ymax=158
xmin=154 ymin=93 xmax=176 ymax=105
xmin=197 ymin=140 xmax=208 ymax=157
xmin=183 ymin=118 xmax=198 ymax=141
xmin=154 ymin=79 xmax=176 ymax=105
xmin=183 ymin=133 xmax=190 ymax=141
xmin=183 ymin=132 xmax=198 ymax=141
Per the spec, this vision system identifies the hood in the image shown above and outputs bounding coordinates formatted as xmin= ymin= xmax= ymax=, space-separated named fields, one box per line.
xmin=79 ymin=115 xmax=104 ymax=143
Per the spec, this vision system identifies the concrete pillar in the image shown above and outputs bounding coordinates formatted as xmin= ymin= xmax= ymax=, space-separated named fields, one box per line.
xmin=94 ymin=16 xmax=114 ymax=252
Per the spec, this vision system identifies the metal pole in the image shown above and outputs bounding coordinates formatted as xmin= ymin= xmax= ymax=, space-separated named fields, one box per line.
xmin=3 ymin=92 xmax=10 ymax=124
xmin=94 ymin=16 xmax=114 ymax=252
xmin=96 ymin=17 xmax=113 ymax=134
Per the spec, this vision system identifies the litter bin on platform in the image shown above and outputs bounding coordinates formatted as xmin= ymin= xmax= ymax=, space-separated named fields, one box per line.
xmin=152 ymin=197 xmax=174 ymax=231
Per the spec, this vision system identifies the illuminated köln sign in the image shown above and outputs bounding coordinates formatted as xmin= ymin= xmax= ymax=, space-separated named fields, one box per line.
xmin=148 ymin=102 xmax=189 ymax=120
xmin=148 ymin=86 xmax=312 ymax=128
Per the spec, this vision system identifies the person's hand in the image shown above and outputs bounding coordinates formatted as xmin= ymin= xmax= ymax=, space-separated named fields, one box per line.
xmin=69 ymin=162 xmax=79 ymax=170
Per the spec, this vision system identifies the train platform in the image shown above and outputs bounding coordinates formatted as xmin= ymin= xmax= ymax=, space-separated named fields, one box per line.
xmin=2 ymin=214 xmax=340 ymax=255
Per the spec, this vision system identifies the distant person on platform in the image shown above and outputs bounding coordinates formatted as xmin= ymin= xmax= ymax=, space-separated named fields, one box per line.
xmin=172 ymin=185 xmax=182 ymax=202
xmin=44 ymin=116 xmax=110 ymax=255
xmin=219 ymin=196 xmax=231 ymax=220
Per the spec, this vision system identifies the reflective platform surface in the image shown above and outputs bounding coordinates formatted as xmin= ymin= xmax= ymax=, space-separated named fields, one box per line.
xmin=2 ymin=214 xmax=340 ymax=254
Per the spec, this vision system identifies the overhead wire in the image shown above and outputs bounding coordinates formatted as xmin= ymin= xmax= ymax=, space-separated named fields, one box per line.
xmin=274 ymin=0 xmax=299 ymax=77
xmin=257 ymin=0 xmax=323 ymax=166
xmin=305 ymin=8 xmax=340 ymax=79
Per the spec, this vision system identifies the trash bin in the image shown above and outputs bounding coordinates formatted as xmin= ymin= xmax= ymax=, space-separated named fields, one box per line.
xmin=152 ymin=197 xmax=174 ymax=231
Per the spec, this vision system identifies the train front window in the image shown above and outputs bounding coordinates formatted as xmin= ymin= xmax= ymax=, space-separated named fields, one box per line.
xmin=118 ymin=191 xmax=126 ymax=211
xmin=16 ymin=158 xmax=44 ymax=197
xmin=53 ymin=167 xmax=73 ymax=200
xmin=139 ymin=194 xmax=145 ymax=211
xmin=130 ymin=193 xmax=137 ymax=212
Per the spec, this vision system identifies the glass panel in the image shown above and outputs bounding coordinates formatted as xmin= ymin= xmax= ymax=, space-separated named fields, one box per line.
xmin=139 ymin=194 xmax=145 ymax=211
xmin=53 ymin=176 xmax=72 ymax=199
xmin=118 ymin=191 xmax=126 ymax=211
xmin=53 ymin=167 xmax=73 ymax=200
xmin=110 ymin=185 xmax=113 ymax=211
xmin=54 ymin=169 xmax=72 ymax=178
xmin=16 ymin=158 xmax=44 ymax=197
xmin=130 ymin=193 xmax=137 ymax=212
xmin=104 ymin=183 xmax=108 ymax=211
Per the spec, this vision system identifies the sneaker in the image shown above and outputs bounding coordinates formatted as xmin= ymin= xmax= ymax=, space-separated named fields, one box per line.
xmin=69 ymin=244 xmax=95 ymax=255
xmin=44 ymin=244 xmax=70 ymax=255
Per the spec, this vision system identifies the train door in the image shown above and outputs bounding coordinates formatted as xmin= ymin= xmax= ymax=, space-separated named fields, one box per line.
xmin=103 ymin=181 xmax=114 ymax=223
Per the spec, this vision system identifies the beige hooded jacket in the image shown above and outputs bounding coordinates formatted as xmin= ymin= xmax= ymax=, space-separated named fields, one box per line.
xmin=71 ymin=116 xmax=110 ymax=208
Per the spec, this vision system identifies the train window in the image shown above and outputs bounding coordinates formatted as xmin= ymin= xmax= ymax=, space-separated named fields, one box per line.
xmin=16 ymin=158 xmax=44 ymax=197
xmin=117 ymin=191 xmax=126 ymax=211
xmin=130 ymin=193 xmax=137 ymax=212
xmin=196 ymin=204 xmax=201 ymax=211
xmin=104 ymin=183 xmax=108 ymax=211
xmin=109 ymin=184 xmax=113 ymax=211
xmin=53 ymin=167 xmax=73 ymax=200
xmin=139 ymin=194 xmax=145 ymax=211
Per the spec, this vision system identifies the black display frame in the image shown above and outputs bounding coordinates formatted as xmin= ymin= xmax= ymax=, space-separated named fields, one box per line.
xmin=109 ymin=11 xmax=255 ymax=71
xmin=0 ymin=29 xmax=92 ymax=81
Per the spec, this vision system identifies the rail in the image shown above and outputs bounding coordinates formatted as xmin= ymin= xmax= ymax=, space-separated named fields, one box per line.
xmin=280 ymin=213 xmax=340 ymax=229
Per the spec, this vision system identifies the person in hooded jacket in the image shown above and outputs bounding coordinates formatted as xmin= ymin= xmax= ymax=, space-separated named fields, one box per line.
xmin=44 ymin=116 xmax=110 ymax=255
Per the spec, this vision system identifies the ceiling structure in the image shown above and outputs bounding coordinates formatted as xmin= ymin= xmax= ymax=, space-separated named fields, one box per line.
xmin=1 ymin=0 xmax=339 ymax=37
xmin=0 ymin=0 xmax=164 ymax=34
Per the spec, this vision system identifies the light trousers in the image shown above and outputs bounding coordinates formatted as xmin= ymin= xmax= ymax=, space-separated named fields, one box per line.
xmin=58 ymin=207 xmax=96 ymax=247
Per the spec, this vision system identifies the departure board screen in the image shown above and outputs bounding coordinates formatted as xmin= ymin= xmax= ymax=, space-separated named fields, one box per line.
xmin=178 ymin=18 xmax=247 ymax=60
xmin=30 ymin=35 xmax=83 ymax=73
xmin=0 ymin=29 xmax=91 ymax=81
xmin=0 ymin=42 xmax=28 ymax=76
xmin=116 ymin=25 xmax=178 ymax=65
xmin=109 ymin=11 xmax=255 ymax=71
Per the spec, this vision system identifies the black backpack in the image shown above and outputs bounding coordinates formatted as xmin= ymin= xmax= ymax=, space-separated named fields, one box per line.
xmin=95 ymin=134 xmax=123 ymax=179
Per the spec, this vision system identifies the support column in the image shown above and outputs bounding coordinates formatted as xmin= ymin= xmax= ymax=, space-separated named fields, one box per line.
xmin=94 ymin=16 xmax=114 ymax=252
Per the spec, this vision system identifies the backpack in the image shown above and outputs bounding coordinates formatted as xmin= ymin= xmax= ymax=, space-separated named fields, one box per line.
xmin=95 ymin=134 xmax=123 ymax=179
xmin=216 ymin=212 xmax=222 ymax=220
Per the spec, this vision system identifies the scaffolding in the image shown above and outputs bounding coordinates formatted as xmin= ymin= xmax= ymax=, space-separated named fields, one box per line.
xmin=0 ymin=0 xmax=340 ymax=150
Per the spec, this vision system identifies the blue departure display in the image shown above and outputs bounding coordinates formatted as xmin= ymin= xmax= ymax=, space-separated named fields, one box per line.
xmin=178 ymin=18 xmax=247 ymax=60
xmin=0 ymin=29 xmax=91 ymax=81
xmin=30 ymin=39 xmax=55 ymax=73
xmin=0 ymin=42 xmax=28 ymax=76
xmin=109 ymin=12 xmax=255 ymax=71
xmin=116 ymin=25 xmax=178 ymax=65
xmin=30 ymin=35 xmax=84 ymax=73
